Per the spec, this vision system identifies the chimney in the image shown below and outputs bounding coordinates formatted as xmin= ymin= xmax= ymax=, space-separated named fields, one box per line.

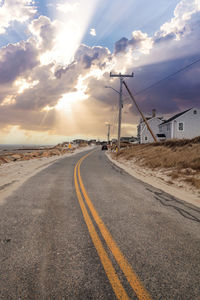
xmin=152 ymin=109 xmax=156 ymax=118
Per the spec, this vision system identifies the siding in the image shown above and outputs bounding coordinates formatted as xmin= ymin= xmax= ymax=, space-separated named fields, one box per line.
xmin=159 ymin=108 xmax=200 ymax=139
xmin=173 ymin=108 xmax=200 ymax=139
xmin=159 ymin=123 xmax=172 ymax=139
xmin=138 ymin=118 xmax=163 ymax=143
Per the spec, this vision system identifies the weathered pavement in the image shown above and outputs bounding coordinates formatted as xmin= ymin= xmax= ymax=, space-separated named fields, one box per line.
xmin=0 ymin=149 xmax=200 ymax=299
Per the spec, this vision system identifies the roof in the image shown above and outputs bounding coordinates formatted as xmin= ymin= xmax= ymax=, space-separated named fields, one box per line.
xmin=161 ymin=108 xmax=192 ymax=125
xmin=139 ymin=116 xmax=163 ymax=124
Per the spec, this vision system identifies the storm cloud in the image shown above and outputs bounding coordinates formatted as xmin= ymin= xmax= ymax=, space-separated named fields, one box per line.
xmin=0 ymin=41 xmax=39 ymax=85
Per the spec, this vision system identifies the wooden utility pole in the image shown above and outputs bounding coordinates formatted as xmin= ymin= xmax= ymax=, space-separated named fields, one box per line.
xmin=106 ymin=123 xmax=111 ymax=144
xmin=123 ymin=80 xmax=157 ymax=142
xmin=110 ymin=72 xmax=134 ymax=151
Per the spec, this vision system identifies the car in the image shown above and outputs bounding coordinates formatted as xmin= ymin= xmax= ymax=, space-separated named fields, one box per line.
xmin=101 ymin=144 xmax=108 ymax=150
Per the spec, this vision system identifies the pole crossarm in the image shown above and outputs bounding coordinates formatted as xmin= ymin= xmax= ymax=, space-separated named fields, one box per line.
xmin=123 ymin=80 xmax=157 ymax=143
xmin=110 ymin=72 xmax=134 ymax=78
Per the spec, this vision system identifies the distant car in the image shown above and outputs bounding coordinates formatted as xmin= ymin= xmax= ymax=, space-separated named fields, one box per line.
xmin=101 ymin=144 xmax=108 ymax=150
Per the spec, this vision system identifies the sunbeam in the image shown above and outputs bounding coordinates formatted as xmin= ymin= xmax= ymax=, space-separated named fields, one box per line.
xmin=41 ymin=0 xmax=100 ymax=65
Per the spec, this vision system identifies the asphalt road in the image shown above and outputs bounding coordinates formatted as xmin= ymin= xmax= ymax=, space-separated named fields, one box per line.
xmin=1 ymin=148 xmax=200 ymax=299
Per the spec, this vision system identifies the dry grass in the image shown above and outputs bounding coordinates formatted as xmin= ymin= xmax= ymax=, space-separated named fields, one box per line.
xmin=184 ymin=177 xmax=200 ymax=189
xmin=78 ymin=143 xmax=88 ymax=148
xmin=114 ymin=137 xmax=200 ymax=189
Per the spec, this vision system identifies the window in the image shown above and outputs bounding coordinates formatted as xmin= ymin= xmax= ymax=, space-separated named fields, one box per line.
xmin=193 ymin=110 xmax=197 ymax=114
xmin=178 ymin=122 xmax=184 ymax=131
xmin=145 ymin=137 xmax=148 ymax=141
xmin=166 ymin=124 xmax=170 ymax=131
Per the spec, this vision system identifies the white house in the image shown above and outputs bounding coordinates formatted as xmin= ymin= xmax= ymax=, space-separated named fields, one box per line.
xmin=137 ymin=110 xmax=164 ymax=144
xmin=159 ymin=108 xmax=200 ymax=140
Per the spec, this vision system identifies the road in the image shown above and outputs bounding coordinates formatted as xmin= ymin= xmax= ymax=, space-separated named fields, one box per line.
xmin=1 ymin=148 xmax=200 ymax=299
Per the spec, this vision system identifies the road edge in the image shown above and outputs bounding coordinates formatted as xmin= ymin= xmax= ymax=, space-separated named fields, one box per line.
xmin=105 ymin=152 xmax=200 ymax=209
xmin=0 ymin=146 xmax=95 ymax=205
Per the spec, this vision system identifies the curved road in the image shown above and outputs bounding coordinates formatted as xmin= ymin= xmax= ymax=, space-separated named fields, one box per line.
xmin=0 ymin=149 xmax=200 ymax=299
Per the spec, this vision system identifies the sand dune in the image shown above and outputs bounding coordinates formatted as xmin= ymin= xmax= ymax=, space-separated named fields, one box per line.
xmin=107 ymin=152 xmax=200 ymax=208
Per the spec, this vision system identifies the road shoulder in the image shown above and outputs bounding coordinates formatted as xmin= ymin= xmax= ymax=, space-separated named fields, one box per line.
xmin=106 ymin=151 xmax=200 ymax=208
xmin=0 ymin=146 xmax=94 ymax=205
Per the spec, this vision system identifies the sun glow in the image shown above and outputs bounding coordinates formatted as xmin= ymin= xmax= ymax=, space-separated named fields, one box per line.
xmin=0 ymin=125 xmax=68 ymax=145
xmin=56 ymin=76 xmax=89 ymax=112
xmin=41 ymin=0 xmax=100 ymax=65
xmin=56 ymin=90 xmax=88 ymax=112
xmin=42 ymin=75 xmax=89 ymax=113
xmin=1 ymin=95 xmax=16 ymax=106
xmin=15 ymin=78 xmax=39 ymax=94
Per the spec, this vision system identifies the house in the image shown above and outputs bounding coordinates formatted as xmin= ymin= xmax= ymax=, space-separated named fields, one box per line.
xmin=73 ymin=139 xmax=87 ymax=144
xmin=120 ymin=136 xmax=138 ymax=143
xmin=88 ymin=139 xmax=96 ymax=145
xmin=159 ymin=108 xmax=200 ymax=140
xmin=111 ymin=138 xmax=117 ymax=144
xmin=137 ymin=109 xmax=164 ymax=144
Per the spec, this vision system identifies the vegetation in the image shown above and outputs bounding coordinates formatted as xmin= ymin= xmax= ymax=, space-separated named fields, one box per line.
xmin=114 ymin=137 xmax=200 ymax=189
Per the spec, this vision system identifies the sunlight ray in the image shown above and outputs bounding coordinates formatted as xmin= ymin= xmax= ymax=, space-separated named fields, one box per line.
xmin=41 ymin=0 xmax=100 ymax=65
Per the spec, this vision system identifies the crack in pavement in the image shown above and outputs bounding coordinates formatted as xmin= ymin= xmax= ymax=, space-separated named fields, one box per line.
xmin=146 ymin=188 xmax=200 ymax=223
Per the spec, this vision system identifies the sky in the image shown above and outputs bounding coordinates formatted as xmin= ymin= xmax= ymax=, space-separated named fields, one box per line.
xmin=0 ymin=0 xmax=199 ymax=144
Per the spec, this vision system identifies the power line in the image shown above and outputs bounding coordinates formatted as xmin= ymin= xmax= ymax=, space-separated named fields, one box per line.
xmin=134 ymin=57 xmax=200 ymax=96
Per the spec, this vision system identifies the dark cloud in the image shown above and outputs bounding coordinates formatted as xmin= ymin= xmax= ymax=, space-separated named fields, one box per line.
xmin=54 ymin=61 xmax=77 ymax=79
xmin=114 ymin=37 xmax=129 ymax=54
xmin=154 ymin=33 xmax=176 ymax=44
xmin=0 ymin=104 xmax=56 ymax=132
xmin=13 ymin=64 xmax=69 ymax=110
xmin=0 ymin=41 xmax=38 ymax=84
xmin=126 ymin=54 xmax=200 ymax=115
xmin=83 ymin=52 xmax=99 ymax=69
xmin=0 ymin=16 xmax=57 ymax=87
xmin=154 ymin=10 xmax=200 ymax=44
xmin=114 ymin=31 xmax=152 ymax=54
xmin=75 ymin=44 xmax=111 ymax=66
xmin=118 ymin=6 xmax=200 ymax=116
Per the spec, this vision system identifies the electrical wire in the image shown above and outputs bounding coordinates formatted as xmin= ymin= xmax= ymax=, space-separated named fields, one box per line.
xmin=134 ymin=57 xmax=200 ymax=96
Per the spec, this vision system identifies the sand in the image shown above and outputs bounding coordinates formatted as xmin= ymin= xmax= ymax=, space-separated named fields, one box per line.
xmin=106 ymin=152 xmax=200 ymax=208
xmin=0 ymin=146 xmax=93 ymax=205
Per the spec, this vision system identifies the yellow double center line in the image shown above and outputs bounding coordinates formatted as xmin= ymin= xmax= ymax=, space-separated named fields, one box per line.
xmin=74 ymin=151 xmax=152 ymax=300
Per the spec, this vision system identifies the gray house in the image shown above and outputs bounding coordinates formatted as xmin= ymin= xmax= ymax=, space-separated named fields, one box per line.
xmin=137 ymin=110 xmax=164 ymax=143
xmin=159 ymin=108 xmax=200 ymax=140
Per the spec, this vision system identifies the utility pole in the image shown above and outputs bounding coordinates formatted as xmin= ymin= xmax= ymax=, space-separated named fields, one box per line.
xmin=110 ymin=72 xmax=134 ymax=152
xmin=123 ymin=80 xmax=157 ymax=142
xmin=106 ymin=123 xmax=111 ymax=144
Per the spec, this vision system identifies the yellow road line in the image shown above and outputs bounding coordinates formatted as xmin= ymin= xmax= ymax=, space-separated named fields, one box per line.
xmin=77 ymin=151 xmax=152 ymax=300
xmin=74 ymin=159 xmax=130 ymax=300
